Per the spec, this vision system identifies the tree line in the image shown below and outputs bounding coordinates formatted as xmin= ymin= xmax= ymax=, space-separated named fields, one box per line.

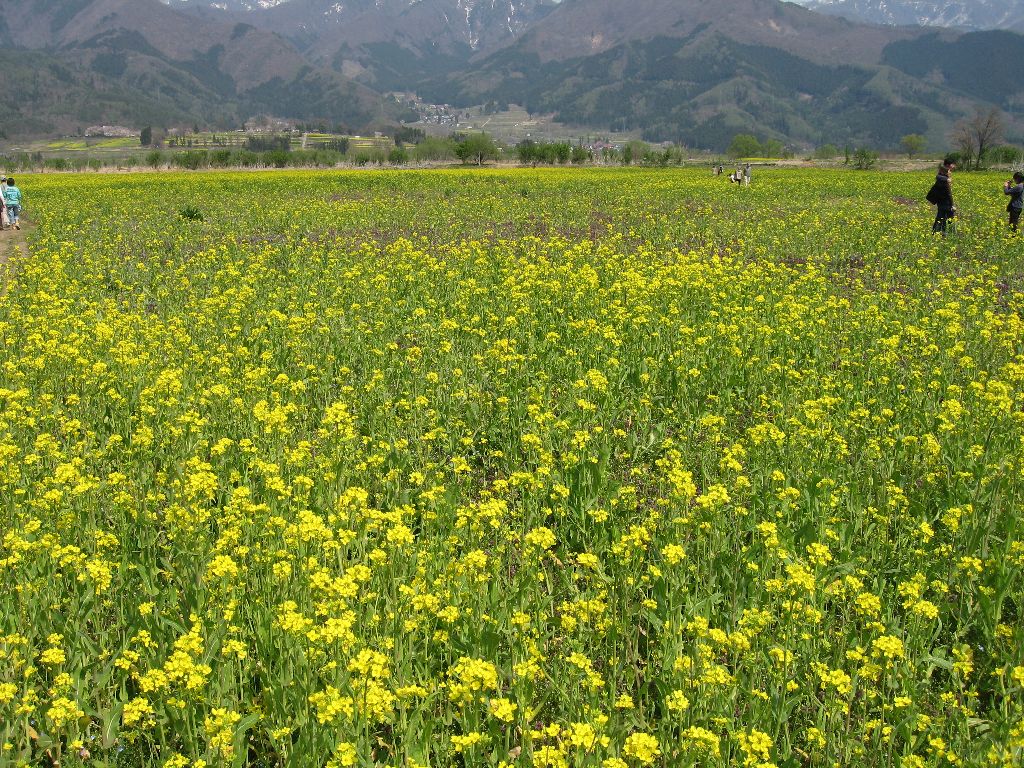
xmin=14 ymin=116 xmax=1023 ymax=173
xmin=805 ymin=108 xmax=1023 ymax=171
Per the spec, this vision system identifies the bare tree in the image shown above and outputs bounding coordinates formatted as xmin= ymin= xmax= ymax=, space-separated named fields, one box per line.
xmin=973 ymin=108 xmax=1005 ymax=169
xmin=952 ymin=108 xmax=1004 ymax=170
xmin=952 ymin=122 xmax=977 ymax=169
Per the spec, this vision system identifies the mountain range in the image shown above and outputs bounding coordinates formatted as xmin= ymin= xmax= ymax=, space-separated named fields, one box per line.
xmin=3 ymin=0 xmax=1024 ymax=151
xmin=164 ymin=0 xmax=560 ymax=90
xmin=0 ymin=0 xmax=410 ymax=139
xmin=167 ymin=0 xmax=1024 ymax=33
xmin=791 ymin=0 xmax=1024 ymax=32
xmin=424 ymin=0 xmax=1024 ymax=148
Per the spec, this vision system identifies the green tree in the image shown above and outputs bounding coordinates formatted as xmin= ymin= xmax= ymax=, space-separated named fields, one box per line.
xmin=814 ymin=144 xmax=840 ymax=160
xmin=173 ymin=150 xmax=209 ymax=171
xmin=851 ymin=148 xmax=879 ymax=170
xmin=900 ymin=134 xmax=927 ymax=158
xmin=413 ymin=137 xmax=456 ymax=162
xmin=392 ymin=126 xmax=425 ymax=145
xmin=455 ymin=133 xmax=499 ymax=166
xmin=991 ymin=145 xmax=1023 ymax=165
xmin=762 ymin=139 xmax=784 ymax=158
xmin=265 ymin=149 xmax=291 ymax=168
xmin=728 ymin=134 xmax=762 ymax=159
xmin=517 ymin=140 xmax=538 ymax=166
xmin=622 ymin=140 xmax=649 ymax=166
xmin=209 ymin=149 xmax=232 ymax=168
xmin=140 ymin=126 xmax=152 ymax=147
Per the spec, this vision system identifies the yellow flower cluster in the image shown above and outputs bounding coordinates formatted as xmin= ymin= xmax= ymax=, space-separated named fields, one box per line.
xmin=0 ymin=168 xmax=1022 ymax=766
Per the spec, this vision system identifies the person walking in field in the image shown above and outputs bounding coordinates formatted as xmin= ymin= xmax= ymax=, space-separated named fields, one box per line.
xmin=927 ymin=158 xmax=956 ymax=236
xmin=1004 ymin=172 xmax=1024 ymax=232
xmin=744 ymin=163 xmax=751 ymax=187
xmin=3 ymin=177 xmax=23 ymax=230
xmin=0 ymin=176 xmax=7 ymax=230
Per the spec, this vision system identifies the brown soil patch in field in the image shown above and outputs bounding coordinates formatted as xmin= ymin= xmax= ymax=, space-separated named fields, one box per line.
xmin=891 ymin=196 xmax=920 ymax=207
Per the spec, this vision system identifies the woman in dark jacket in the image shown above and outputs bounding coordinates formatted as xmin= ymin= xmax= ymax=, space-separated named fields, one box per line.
xmin=1004 ymin=172 xmax=1024 ymax=232
xmin=931 ymin=159 xmax=956 ymax=235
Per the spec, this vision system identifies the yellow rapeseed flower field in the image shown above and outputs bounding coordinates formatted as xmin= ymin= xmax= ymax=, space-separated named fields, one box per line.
xmin=0 ymin=168 xmax=1022 ymax=767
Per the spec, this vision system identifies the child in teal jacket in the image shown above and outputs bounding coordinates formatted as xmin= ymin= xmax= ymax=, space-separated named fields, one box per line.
xmin=3 ymin=178 xmax=22 ymax=229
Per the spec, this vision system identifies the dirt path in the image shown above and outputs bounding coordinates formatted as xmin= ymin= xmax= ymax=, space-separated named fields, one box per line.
xmin=0 ymin=219 xmax=29 ymax=285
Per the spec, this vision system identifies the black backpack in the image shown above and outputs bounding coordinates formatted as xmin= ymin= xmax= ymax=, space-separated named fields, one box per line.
xmin=925 ymin=182 xmax=942 ymax=205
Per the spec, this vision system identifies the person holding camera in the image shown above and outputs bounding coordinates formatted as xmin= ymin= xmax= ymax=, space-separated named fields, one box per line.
xmin=928 ymin=158 xmax=956 ymax=236
xmin=1004 ymin=172 xmax=1024 ymax=232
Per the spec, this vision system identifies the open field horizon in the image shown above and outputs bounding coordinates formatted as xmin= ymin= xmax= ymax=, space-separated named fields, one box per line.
xmin=1 ymin=168 xmax=1022 ymax=767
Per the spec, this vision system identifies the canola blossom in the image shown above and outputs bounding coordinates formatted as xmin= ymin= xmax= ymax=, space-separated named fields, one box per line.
xmin=0 ymin=168 xmax=1023 ymax=767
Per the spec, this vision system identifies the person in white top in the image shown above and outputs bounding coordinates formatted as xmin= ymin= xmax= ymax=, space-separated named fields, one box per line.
xmin=0 ymin=176 xmax=7 ymax=229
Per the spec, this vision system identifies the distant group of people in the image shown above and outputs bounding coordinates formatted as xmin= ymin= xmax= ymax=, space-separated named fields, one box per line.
xmin=0 ymin=175 xmax=22 ymax=230
xmin=927 ymin=157 xmax=1024 ymax=236
xmin=714 ymin=163 xmax=752 ymax=186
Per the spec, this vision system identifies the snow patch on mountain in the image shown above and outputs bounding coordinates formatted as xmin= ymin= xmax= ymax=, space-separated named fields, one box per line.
xmin=161 ymin=0 xmax=294 ymax=10
xmin=790 ymin=0 xmax=1024 ymax=31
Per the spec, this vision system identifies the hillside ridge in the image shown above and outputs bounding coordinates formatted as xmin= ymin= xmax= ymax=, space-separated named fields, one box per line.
xmin=4 ymin=0 xmax=1024 ymax=149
